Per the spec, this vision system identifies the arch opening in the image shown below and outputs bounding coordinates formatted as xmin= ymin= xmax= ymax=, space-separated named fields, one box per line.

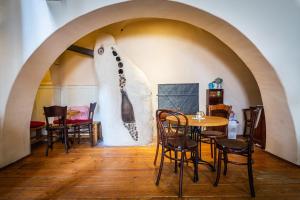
xmin=1 ymin=1 xmax=297 ymax=167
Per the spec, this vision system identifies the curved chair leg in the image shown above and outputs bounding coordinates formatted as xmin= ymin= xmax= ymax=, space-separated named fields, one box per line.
xmin=89 ymin=123 xmax=93 ymax=147
xmin=179 ymin=151 xmax=185 ymax=197
xmin=247 ymin=153 xmax=255 ymax=197
xmin=45 ymin=131 xmax=50 ymax=156
xmin=193 ymin=148 xmax=199 ymax=182
xmin=153 ymin=140 xmax=160 ymax=165
xmin=223 ymin=151 xmax=228 ymax=176
xmin=156 ymin=149 xmax=165 ymax=186
xmin=78 ymin=126 xmax=81 ymax=144
xmin=174 ymin=150 xmax=178 ymax=174
xmin=63 ymin=129 xmax=69 ymax=153
xmin=213 ymin=140 xmax=217 ymax=171
xmin=214 ymin=149 xmax=222 ymax=186
xmin=210 ymin=138 xmax=213 ymax=158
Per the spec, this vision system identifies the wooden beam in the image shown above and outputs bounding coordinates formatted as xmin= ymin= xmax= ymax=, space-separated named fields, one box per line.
xmin=67 ymin=45 xmax=94 ymax=57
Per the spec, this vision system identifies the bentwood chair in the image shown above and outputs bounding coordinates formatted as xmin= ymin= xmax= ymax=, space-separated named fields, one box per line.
xmin=73 ymin=102 xmax=97 ymax=146
xmin=214 ymin=107 xmax=262 ymax=197
xmin=155 ymin=109 xmax=199 ymax=197
xmin=201 ymin=104 xmax=232 ymax=169
xmin=153 ymin=111 xmax=172 ymax=165
xmin=44 ymin=106 xmax=69 ymax=156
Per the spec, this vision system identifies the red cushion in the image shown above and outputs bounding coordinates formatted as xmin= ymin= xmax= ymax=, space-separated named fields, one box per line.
xmin=30 ymin=121 xmax=45 ymax=128
xmin=75 ymin=119 xmax=92 ymax=123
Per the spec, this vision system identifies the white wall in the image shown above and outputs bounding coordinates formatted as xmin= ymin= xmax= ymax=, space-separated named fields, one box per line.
xmin=31 ymin=53 xmax=99 ymax=122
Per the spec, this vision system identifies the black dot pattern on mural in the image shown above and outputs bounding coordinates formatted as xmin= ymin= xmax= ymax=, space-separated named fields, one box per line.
xmin=111 ymin=47 xmax=139 ymax=142
xmin=124 ymin=122 xmax=138 ymax=141
xmin=112 ymin=51 xmax=117 ymax=56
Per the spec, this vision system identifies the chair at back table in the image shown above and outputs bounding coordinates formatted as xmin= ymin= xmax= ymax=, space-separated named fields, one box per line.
xmin=73 ymin=102 xmax=97 ymax=146
xmin=155 ymin=109 xmax=199 ymax=197
xmin=44 ymin=106 xmax=69 ymax=156
xmin=214 ymin=107 xmax=262 ymax=197
xmin=201 ymin=104 xmax=232 ymax=169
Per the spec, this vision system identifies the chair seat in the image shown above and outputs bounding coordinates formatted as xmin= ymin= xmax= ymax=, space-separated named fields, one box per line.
xmin=30 ymin=121 xmax=45 ymax=128
xmin=215 ymin=138 xmax=248 ymax=151
xmin=201 ymin=130 xmax=226 ymax=138
xmin=167 ymin=136 xmax=198 ymax=150
xmin=53 ymin=119 xmax=81 ymax=125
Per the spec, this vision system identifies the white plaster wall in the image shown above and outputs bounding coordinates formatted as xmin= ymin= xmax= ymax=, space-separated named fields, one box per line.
xmin=31 ymin=52 xmax=99 ymax=122
xmin=0 ymin=0 xmax=299 ymax=166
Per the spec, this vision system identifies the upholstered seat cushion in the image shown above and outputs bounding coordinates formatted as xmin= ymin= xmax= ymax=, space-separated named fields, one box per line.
xmin=75 ymin=119 xmax=92 ymax=124
xmin=30 ymin=121 xmax=45 ymax=128
xmin=215 ymin=138 xmax=248 ymax=151
xmin=201 ymin=130 xmax=226 ymax=138
xmin=167 ymin=136 xmax=198 ymax=150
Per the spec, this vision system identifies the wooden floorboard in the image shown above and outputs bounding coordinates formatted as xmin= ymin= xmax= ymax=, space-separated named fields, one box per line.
xmin=0 ymin=142 xmax=299 ymax=199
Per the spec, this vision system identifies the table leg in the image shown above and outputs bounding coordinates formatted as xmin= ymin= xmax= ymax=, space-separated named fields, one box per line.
xmin=191 ymin=126 xmax=215 ymax=171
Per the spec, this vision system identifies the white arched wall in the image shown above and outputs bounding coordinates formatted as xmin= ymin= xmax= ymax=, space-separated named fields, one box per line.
xmin=1 ymin=1 xmax=298 ymax=167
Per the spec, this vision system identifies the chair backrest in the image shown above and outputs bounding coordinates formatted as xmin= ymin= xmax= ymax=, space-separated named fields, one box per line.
xmin=44 ymin=106 xmax=67 ymax=127
xmin=88 ymin=102 xmax=97 ymax=121
xmin=156 ymin=109 xmax=188 ymax=147
xmin=69 ymin=106 xmax=89 ymax=120
xmin=208 ymin=104 xmax=232 ymax=118
xmin=248 ymin=107 xmax=262 ymax=149
xmin=207 ymin=104 xmax=232 ymax=132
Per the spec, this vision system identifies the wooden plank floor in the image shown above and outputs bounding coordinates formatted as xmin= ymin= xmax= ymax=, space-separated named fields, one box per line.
xmin=0 ymin=142 xmax=299 ymax=199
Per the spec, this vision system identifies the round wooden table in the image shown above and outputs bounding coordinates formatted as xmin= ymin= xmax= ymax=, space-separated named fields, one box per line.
xmin=166 ymin=115 xmax=228 ymax=170
xmin=166 ymin=115 xmax=228 ymax=127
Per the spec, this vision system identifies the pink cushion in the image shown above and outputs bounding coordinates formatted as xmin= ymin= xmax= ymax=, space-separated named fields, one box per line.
xmin=69 ymin=106 xmax=89 ymax=120
xmin=30 ymin=121 xmax=45 ymax=128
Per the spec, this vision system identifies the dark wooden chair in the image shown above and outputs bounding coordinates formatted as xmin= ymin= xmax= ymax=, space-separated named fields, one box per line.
xmin=243 ymin=108 xmax=252 ymax=137
xmin=155 ymin=109 xmax=199 ymax=197
xmin=214 ymin=107 xmax=262 ymax=197
xmin=73 ymin=102 xmax=97 ymax=146
xmin=44 ymin=106 xmax=70 ymax=156
xmin=153 ymin=111 xmax=171 ymax=165
xmin=201 ymin=104 xmax=232 ymax=169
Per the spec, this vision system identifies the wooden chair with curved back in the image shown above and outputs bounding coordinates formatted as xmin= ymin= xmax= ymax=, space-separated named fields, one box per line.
xmin=155 ymin=109 xmax=199 ymax=197
xmin=201 ymin=104 xmax=232 ymax=169
xmin=44 ymin=105 xmax=69 ymax=156
xmin=214 ymin=107 xmax=262 ymax=197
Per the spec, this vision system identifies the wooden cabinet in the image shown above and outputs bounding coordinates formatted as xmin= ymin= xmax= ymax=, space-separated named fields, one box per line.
xmin=206 ymin=89 xmax=224 ymax=114
xmin=206 ymin=89 xmax=223 ymax=105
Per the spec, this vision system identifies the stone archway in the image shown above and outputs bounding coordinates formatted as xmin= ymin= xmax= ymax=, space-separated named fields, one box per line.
xmin=1 ymin=1 xmax=297 ymax=167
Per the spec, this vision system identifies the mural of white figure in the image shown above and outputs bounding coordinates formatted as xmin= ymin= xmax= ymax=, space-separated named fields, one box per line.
xmin=94 ymin=33 xmax=153 ymax=146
